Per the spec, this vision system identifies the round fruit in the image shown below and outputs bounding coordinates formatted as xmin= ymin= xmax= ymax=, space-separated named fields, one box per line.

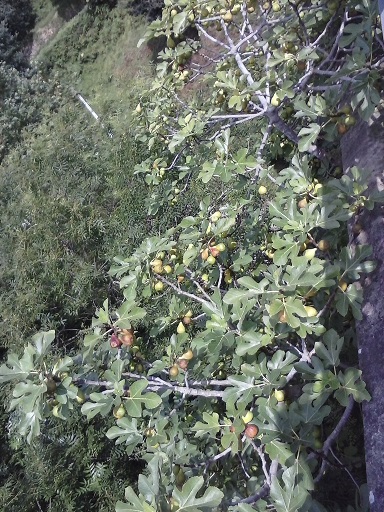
xmin=150 ymin=258 xmax=163 ymax=267
xmin=182 ymin=315 xmax=191 ymax=325
xmin=45 ymin=377 xmax=57 ymax=395
xmin=258 ymin=185 xmax=267 ymax=195
xmin=207 ymin=255 xmax=216 ymax=265
xmin=154 ymin=281 xmax=164 ymax=292
xmin=242 ymin=410 xmax=254 ymax=424
xmin=201 ymin=248 xmax=209 ymax=261
xmin=317 ymin=239 xmax=329 ymax=251
xmin=209 ymin=246 xmax=220 ymax=257
xmin=271 ymin=93 xmax=281 ymax=107
xmin=337 ymin=123 xmax=348 ymax=135
xmin=201 ymin=273 xmax=209 ymax=282
xmin=339 ymin=280 xmax=348 ymax=292
xmin=245 ymin=424 xmax=259 ymax=438
xmin=113 ymin=405 xmax=125 ymax=419
xmin=298 ymin=198 xmax=308 ymax=209
xmin=163 ymin=265 xmax=173 ymax=274
xmin=177 ymin=275 xmax=185 ymax=283
xmin=169 ymin=365 xmax=179 ymax=378
xmin=121 ymin=331 xmax=135 ymax=347
xmin=144 ymin=428 xmax=156 ymax=437
xmin=110 ymin=333 xmax=122 ymax=348
xmin=215 ymin=243 xmax=226 ymax=252
xmin=304 ymin=305 xmax=318 ymax=317
xmin=178 ymin=358 xmax=189 ymax=370
xmin=211 ymin=211 xmax=221 ymax=222
xmin=177 ymin=322 xmax=186 ymax=334
xmin=135 ymin=103 xmax=142 ymax=114
xmin=274 ymin=389 xmax=285 ymax=402
xmin=344 ymin=115 xmax=356 ymax=126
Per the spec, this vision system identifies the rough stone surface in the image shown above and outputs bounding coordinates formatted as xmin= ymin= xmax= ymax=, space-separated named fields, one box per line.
xmin=342 ymin=109 xmax=384 ymax=512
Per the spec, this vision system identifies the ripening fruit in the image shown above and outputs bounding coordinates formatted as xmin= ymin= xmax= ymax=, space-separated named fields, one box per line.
xmin=178 ymin=358 xmax=189 ymax=370
xmin=298 ymin=197 xmax=308 ymax=209
xmin=222 ymin=10 xmax=233 ymax=22
xmin=177 ymin=275 xmax=185 ymax=283
xmin=135 ymin=103 xmax=142 ymax=114
xmin=317 ymin=239 xmax=330 ymax=251
xmin=211 ymin=211 xmax=222 ymax=222
xmin=209 ymin=246 xmax=220 ymax=257
xmin=163 ymin=265 xmax=173 ymax=274
xmin=113 ymin=405 xmax=125 ymax=419
xmin=245 ymin=424 xmax=259 ymax=438
xmin=337 ymin=123 xmax=348 ymax=135
xmin=304 ymin=248 xmax=317 ymax=261
xmin=185 ymin=310 xmax=193 ymax=318
xmin=279 ymin=310 xmax=288 ymax=323
xmin=121 ymin=333 xmax=135 ymax=347
xmin=272 ymin=1 xmax=281 ymax=11
xmin=304 ymin=305 xmax=318 ymax=317
xmin=201 ymin=248 xmax=209 ymax=261
xmin=180 ymin=349 xmax=194 ymax=360
xmin=242 ymin=410 xmax=254 ymax=424
xmin=228 ymin=240 xmax=237 ymax=250
xmin=182 ymin=315 xmax=191 ymax=325
xmin=170 ymin=8 xmax=178 ymax=17
xmin=177 ymin=322 xmax=186 ymax=334
xmin=154 ymin=281 xmax=164 ymax=292
xmin=150 ymin=258 xmax=163 ymax=267
xmin=207 ymin=255 xmax=216 ymax=265
xmin=258 ymin=185 xmax=267 ymax=195
xmin=169 ymin=365 xmax=179 ymax=378
xmin=274 ymin=389 xmax=285 ymax=402
xmin=45 ymin=376 xmax=57 ymax=395
xmin=152 ymin=263 xmax=163 ymax=274
xmin=339 ymin=280 xmax=348 ymax=292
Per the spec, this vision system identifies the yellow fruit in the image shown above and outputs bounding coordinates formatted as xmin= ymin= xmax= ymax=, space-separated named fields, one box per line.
xmin=304 ymin=248 xmax=317 ymax=261
xmin=242 ymin=410 xmax=254 ymax=424
xmin=152 ymin=264 xmax=163 ymax=274
xmin=215 ymin=243 xmax=226 ymax=252
xmin=222 ymin=10 xmax=233 ymax=22
xmin=201 ymin=273 xmax=209 ymax=282
xmin=154 ymin=281 xmax=164 ymax=292
xmin=258 ymin=185 xmax=267 ymax=195
xmin=163 ymin=265 xmax=173 ymax=274
xmin=135 ymin=103 xmax=142 ymax=114
xmin=180 ymin=349 xmax=194 ymax=360
xmin=113 ymin=405 xmax=125 ymax=419
xmin=224 ymin=269 xmax=233 ymax=284
xmin=76 ymin=389 xmax=86 ymax=404
xmin=169 ymin=365 xmax=179 ymax=378
xmin=274 ymin=389 xmax=285 ymax=402
xmin=271 ymin=93 xmax=281 ymax=107
xmin=177 ymin=322 xmax=186 ymax=334
xmin=185 ymin=310 xmax=193 ymax=318
xmin=339 ymin=280 xmax=348 ymax=292
xmin=317 ymin=239 xmax=330 ymax=251
xmin=272 ymin=2 xmax=281 ymax=12
xmin=211 ymin=211 xmax=222 ymax=222
xmin=304 ymin=305 xmax=318 ymax=317
xmin=150 ymin=259 xmax=163 ymax=267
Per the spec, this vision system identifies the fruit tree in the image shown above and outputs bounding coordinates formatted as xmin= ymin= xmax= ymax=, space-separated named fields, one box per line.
xmin=2 ymin=0 xmax=384 ymax=510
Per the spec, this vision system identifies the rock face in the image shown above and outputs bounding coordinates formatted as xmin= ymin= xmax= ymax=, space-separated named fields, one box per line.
xmin=341 ymin=109 xmax=384 ymax=512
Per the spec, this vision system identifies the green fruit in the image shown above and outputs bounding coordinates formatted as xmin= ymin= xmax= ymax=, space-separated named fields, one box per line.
xmin=169 ymin=365 xmax=179 ymax=378
xmin=304 ymin=305 xmax=318 ymax=317
xmin=274 ymin=389 xmax=285 ymax=402
xmin=154 ymin=281 xmax=164 ymax=292
xmin=113 ymin=405 xmax=125 ymax=419
xmin=271 ymin=93 xmax=281 ymax=107
xmin=76 ymin=389 xmax=86 ymax=404
xmin=211 ymin=211 xmax=221 ymax=222
xmin=207 ymin=255 xmax=216 ymax=265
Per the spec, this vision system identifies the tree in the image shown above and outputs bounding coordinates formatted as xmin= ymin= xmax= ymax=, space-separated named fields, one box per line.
xmin=1 ymin=0 xmax=384 ymax=510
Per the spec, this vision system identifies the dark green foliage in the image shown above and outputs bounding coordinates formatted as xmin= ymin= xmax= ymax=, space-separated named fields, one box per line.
xmin=0 ymin=0 xmax=35 ymax=69
xmin=126 ymin=0 xmax=164 ymax=21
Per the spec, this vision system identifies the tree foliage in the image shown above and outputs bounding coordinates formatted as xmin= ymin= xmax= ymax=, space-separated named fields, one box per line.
xmin=2 ymin=0 xmax=384 ymax=510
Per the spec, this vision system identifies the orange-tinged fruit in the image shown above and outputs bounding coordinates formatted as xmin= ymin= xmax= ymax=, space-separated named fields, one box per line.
xmin=180 ymin=349 xmax=194 ymax=360
xmin=245 ymin=424 xmax=259 ymax=438
xmin=201 ymin=248 xmax=209 ymax=261
xmin=279 ymin=310 xmax=288 ymax=323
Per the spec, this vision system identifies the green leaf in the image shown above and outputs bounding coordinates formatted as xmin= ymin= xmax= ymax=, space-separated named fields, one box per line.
xmin=298 ymin=123 xmax=321 ymax=153
xmin=314 ymin=329 xmax=343 ymax=367
xmin=106 ymin=417 xmax=143 ymax=455
xmin=335 ymin=368 xmax=371 ymax=406
xmin=32 ymin=330 xmax=55 ymax=357
xmin=172 ymin=476 xmax=223 ymax=511
xmin=116 ymin=486 xmax=156 ymax=512
xmin=124 ymin=379 xmax=162 ymax=417
xmin=265 ymin=440 xmax=294 ymax=466
xmin=270 ymin=464 xmax=310 ymax=512
xmin=192 ymin=412 xmax=221 ymax=438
